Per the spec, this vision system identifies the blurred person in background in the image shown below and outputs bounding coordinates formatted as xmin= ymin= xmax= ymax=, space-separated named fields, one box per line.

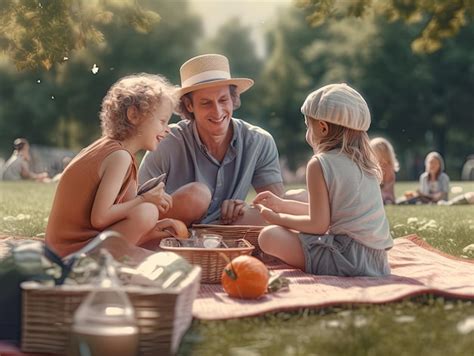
xmin=370 ymin=137 xmax=399 ymax=205
xmin=1 ymin=138 xmax=49 ymax=182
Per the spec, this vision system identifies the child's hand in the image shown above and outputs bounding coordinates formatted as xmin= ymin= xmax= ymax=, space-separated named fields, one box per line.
xmin=254 ymin=203 xmax=278 ymax=224
xmin=141 ymin=182 xmax=173 ymax=213
xmin=252 ymin=191 xmax=282 ymax=212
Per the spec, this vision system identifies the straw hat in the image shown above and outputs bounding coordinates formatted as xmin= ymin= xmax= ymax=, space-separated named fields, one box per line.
xmin=178 ymin=54 xmax=254 ymax=97
xmin=301 ymin=83 xmax=371 ymax=131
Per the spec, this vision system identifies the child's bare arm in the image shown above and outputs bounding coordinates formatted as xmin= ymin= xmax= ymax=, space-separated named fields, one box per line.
xmin=252 ymin=191 xmax=308 ymax=215
xmin=256 ymin=157 xmax=330 ymax=234
xmin=91 ymin=150 xmax=148 ymax=229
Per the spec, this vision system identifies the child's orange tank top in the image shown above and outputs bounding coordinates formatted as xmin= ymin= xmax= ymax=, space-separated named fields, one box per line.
xmin=45 ymin=136 xmax=137 ymax=257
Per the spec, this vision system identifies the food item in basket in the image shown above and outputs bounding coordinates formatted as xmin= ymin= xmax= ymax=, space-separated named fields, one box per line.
xmin=164 ymin=219 xmax=190 ymax=239
xmin=221 ymin=255 xmax=269 ymax=299
xmin=124 ymin=251 xmax=192 ymax=288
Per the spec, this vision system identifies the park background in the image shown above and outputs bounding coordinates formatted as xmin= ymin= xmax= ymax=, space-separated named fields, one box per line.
xmin=0 ymin=2 xmax=473 ymax=355
xmin=0 ymin=0 xmax=473 ymax=182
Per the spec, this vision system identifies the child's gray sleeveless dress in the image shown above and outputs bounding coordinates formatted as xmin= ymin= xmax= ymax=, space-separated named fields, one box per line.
xmin=298 ymin=150 xmax=393 ymax=277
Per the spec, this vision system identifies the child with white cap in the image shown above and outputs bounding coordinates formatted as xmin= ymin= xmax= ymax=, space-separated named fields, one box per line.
xmin=253 ymin=83 xmax=393 ymax=277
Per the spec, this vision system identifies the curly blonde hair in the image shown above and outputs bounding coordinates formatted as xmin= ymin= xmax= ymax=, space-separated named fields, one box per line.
xmin=307 ymin=118 xmax=382 ymax=182
xmin=100 ymin=73 xmax=178 ymax=140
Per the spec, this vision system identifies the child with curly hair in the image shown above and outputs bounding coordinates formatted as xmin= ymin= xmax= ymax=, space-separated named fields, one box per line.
xmin=46 ymin=74 xmax=180 ymax=256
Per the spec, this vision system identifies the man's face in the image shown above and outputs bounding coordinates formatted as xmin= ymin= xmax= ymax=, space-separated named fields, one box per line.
xmin=186 ymin=85 xmax=233 ymax=138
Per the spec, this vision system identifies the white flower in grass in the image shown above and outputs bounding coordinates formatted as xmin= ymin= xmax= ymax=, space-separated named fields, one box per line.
xmin=353 ymin=315 xmax=368 ymax=328
xmin=327 ymin=320 xmax=343 ymax=328
xmin=451 ymin=186 xmax=463 ymax=194
xmin=462 ymin=244 xmax=474 ymax=253
xmin=407 ymin=217 xmax=418 ymax=225
xmin=16 ymin=214 xmax=31 ymax=220
xmin=420 ymin=219 xmax=437 ymax=231
xmin=394 ymin=315 xmax=415 ymax=323
xmin=3 ymin=214 xmax=31 ymax=221
xmin=457 ymin=316 xmax=474 ymax=335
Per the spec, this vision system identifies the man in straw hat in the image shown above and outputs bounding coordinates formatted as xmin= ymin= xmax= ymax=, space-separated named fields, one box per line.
xmin=138 ymin=54 xmax=285 ymax=225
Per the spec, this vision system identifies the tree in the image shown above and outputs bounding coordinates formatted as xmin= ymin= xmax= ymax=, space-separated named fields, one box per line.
xmin=200 ymin=17 xmax=263 ymax=126
xmin=0 ymin=0 xmax=160 ymax=71
xmin=296 ymin=0 xmax=474 ymax=53
xmin=0 ymin=0 xmax=202 ymax=155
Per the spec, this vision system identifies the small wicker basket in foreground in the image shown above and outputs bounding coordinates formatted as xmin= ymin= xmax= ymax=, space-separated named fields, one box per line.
xmin=21 ymin=266 xmax=201 ymax=356
xmin=192 ymin=224 xmax=263 ymax=255
xmin=160 ymin=238 xmax=254 ymax=284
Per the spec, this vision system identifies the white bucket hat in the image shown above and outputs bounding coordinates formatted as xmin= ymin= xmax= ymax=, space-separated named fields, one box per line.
xmin=301 ymin=83 xmax=371 ymax=131
xmin=178 ymin=54 xmax=254 ymax=97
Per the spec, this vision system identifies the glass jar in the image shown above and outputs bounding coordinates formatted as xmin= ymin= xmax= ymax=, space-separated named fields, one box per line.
xmin=68 ymin=250 xmax=139 ymax=356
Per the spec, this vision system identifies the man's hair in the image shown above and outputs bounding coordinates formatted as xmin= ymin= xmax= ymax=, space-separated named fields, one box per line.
xmin=100 ymin=73 xmax=178 ymax=140
xmin=176 ymin=85 xmax=241 ymax=121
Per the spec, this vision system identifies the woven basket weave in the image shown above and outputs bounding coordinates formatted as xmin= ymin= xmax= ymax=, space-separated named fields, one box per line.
xmin=21 ymin=266 xmax=201 ymax=356
xmin=192 ymin=224 xmax=263 ymax=255
xmin=160 ymin=238 xmax=254 ymax=284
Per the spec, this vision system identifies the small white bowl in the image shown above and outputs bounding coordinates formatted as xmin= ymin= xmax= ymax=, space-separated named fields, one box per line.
xmin=202 ymin=234 xmax=223 ymax=248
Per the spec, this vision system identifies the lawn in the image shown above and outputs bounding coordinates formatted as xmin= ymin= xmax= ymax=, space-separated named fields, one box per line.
xmin=1 ymin=181 xmax=473 ymax=355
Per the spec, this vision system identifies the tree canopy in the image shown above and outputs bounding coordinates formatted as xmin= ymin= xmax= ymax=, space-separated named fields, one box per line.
xmin=0 ymin=0 xmax=160 ymax=71
xmin=296 ymin=0 xmax=474 ymax=53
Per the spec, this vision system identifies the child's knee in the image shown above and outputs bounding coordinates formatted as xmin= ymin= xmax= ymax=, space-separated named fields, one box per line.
xmin=258 ymin=225 xmax=280 ymax=253
xmin=132 ymin=202 xmax=158 ymax=230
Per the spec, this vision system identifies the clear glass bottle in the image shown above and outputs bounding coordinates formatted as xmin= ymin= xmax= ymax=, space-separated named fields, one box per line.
xmin=68 ymin=250 xmax=139 ymax=356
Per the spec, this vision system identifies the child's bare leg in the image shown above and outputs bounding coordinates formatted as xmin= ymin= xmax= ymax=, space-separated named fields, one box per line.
xmin=107 ymin=202 xmax=159 ymax=245
xmin=159 ymin=182 xmax=211 ymax=226
xmin=258 ymin=225 xmax=305 ymax=270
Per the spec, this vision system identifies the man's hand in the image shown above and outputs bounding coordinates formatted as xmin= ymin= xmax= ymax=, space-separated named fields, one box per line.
xmin=220 ymin=199 xmax=246 ymax=225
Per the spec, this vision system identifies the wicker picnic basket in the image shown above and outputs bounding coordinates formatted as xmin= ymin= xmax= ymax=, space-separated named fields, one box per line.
xmin=192 ymin=224 xmax=263 ymax=256
xmin=160 ymin=238 xmax=254 ymax=284
xmin=21 ymin=266 xmax=201 ymax=356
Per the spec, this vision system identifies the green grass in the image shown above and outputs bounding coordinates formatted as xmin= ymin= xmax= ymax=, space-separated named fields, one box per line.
xmin=1 ymin=181 xmax=474 ymax=355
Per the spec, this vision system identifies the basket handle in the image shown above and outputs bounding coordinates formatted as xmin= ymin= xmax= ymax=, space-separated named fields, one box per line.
xmin=43 ymin=244 xmax=74 ymax=285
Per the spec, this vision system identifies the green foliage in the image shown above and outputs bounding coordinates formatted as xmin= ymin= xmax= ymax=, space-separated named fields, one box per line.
xmin=296 ymin=0 xmax=474 ymax=53
xmin=199 ymin=17 xmax=263 ymax=125
xmin=0 ymin=0 xmax=160 ymax=71
xmin=0 ymin=0 xmax=202 ymax=155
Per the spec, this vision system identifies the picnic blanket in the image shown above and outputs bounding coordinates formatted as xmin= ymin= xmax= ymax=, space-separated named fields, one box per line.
xmin=193 ymin=235 xmax=474 ymax=320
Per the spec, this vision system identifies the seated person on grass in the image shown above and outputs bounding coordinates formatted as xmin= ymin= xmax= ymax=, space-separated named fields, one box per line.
xmin=253 ymin=84 xmax=393 ymax=277
xmin=46 ymin=74 xmax=184 ymax=257
xmin=370 ymin=137 xmax=399 ymax=205
xmin=1 ymin=138 xmax=49 ymax=182
xmin=398 ymin=151 xmax=450 ymax=204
